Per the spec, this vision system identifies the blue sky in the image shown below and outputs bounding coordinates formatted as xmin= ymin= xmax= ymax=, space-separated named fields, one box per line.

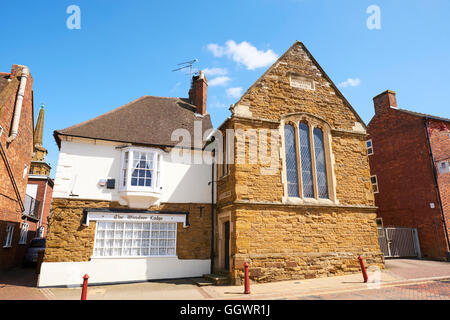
xmin=1 ymin=0 xmax=449 ymax=177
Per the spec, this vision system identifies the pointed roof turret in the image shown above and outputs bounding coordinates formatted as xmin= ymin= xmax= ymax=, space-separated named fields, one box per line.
xmin=34 ymin=104 xmax=45 ymax=148
xmin=30 ymin=103 xmax=51 ymax=176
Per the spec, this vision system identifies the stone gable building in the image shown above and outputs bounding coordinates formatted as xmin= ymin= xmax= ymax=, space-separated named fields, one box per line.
xmin=215 ymin=41 xmax=383 ymax=284
xmin=39 ymin=41 xmax=383 ymax=287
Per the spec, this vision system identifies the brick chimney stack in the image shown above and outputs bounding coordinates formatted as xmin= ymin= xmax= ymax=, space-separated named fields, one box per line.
xmin=373 ymin=90 xmax=397 ymax=114
xmin=189 ymin=70 xmax=208 ymax=115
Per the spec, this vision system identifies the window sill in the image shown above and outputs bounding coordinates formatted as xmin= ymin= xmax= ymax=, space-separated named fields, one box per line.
xmin=3 ymin=245 xmax=12 ymax=249
xmin=118 ymin=189 xmax=161 ymax=208
xmin=119 ymin=187 xmax=161 ymax=194
xmin=90 ymin=255 xmax=178 ymax=260
xmin=284 ymin=197 xmax=337 ymax=206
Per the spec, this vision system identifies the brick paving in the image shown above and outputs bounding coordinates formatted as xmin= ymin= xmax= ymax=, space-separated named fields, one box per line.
xmin=0 ymin=267 xmax=48 ymax=300
xmin=299 ymin=279 xmax=450 ymax=300
xmin=384 ymin=259 xmax=450 ymax=280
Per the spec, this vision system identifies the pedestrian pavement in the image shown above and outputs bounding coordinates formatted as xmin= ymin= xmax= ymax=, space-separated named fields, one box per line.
xmin=0 ymin=266 xmax=47 ymax=300
xmin=1 ymin=259 xmax=449 ymax=300
xmin=300 ymin=278 xmax=450 ymax=300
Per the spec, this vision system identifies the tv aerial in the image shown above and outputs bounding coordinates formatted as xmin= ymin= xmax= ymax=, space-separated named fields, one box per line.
xmin=172 ymin=59 xmax=198 ymax=77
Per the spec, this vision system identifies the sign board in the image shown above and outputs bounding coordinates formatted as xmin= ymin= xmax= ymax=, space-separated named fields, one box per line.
xmin=85 ymin=212 xmax=188 ymax=227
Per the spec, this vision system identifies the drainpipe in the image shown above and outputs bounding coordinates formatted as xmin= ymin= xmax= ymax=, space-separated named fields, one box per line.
xmin=210 ymin=149 xmax=215 ymax=274
xmin=7 ymin=67 xmax=29 ymax=144
xmin=424 ymin=118 xmax=450 ymax=261
xmin=38 ymin=178 xmax=49 ymax=235
xmin=0 ymin=142 xmax=25 ymax=211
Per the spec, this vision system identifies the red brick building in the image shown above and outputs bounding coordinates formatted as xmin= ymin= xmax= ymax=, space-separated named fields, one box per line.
xmin=367 ymin=90 xmax=450 ymax=261
xmin=0 ymin=65 xmax=37 ymax=269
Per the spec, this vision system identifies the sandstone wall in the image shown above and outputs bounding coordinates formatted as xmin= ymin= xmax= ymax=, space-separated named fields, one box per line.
xmin=230 ymin=205 xmax=383 ymax=284
xmin=237 ymin=42 xmax=361 ymax=131
xmin=44 ymin=198 xmax=211 ymax=262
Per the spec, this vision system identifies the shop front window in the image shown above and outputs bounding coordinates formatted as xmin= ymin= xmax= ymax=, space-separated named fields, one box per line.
xmin=93 ymin=221 xmax=177 ymax=258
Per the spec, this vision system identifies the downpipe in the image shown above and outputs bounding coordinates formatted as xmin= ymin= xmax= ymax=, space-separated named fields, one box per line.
xmin=7 ymin=67 xmax=29 ymax=144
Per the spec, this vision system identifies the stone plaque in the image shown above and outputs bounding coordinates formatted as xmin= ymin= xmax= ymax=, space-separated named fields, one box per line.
xmin=290 ymin=76 xmax=314 ymax=90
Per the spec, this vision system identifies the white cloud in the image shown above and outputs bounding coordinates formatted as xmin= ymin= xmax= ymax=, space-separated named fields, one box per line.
xmin=203 ymin=67 xmax=228 ymax=76
xmin=207 ymin=40 xmax=278 ymax=70
xmin=209 ymin=76 xmax=231 ymax=86
xmin=207 ymin=44 xmax=224 ymax=57
xmin=226 ymin=87 xmax=243 ymax=99
xmin=338 ymin=78 xmax=361 ymax=88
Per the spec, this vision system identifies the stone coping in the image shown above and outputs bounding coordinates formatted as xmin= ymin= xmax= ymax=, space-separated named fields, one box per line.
xmin=219 ymin=200 xmax=377 ymax=212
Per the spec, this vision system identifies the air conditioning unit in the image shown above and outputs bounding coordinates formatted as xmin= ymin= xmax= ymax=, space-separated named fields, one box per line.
xmin=438 ymin=161 xmax=449 ymax=174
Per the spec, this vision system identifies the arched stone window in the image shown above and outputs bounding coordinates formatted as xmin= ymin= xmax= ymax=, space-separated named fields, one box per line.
xmin=313 ymin=127 xmax=328 ymax=199
xmin=299 ymin=122 xmax=314 ymax=198
xmin=284 ymin=124 xmax=299 ymax=197
xmin=281 ymin=113 xmax=337 ymax=204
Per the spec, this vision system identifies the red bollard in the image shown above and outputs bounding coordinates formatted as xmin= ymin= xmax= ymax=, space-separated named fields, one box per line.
xmin=244 ymin=262 xmax=250 ymax=294
xmin=81 ymin=274 xmax=89 ymax=300
xmin=358 ymin=256 xmax=368 ymax=283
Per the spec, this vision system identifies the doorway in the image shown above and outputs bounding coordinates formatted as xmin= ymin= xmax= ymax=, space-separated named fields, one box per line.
xmin=223 ymin=221 xmax=230 ymax=271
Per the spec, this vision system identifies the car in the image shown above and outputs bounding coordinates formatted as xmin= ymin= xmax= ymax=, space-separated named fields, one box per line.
xmin=23 ymin=238 xmax=46 ymax=266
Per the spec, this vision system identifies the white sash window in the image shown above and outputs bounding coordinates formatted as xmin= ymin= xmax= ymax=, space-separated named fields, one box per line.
xmin=19 ymin=223 xmax=29 ymax=244
xmin=3 ymin=224 xmax=14 ymax=248
xmin=119 ymin=148 xmax=162 ymax=193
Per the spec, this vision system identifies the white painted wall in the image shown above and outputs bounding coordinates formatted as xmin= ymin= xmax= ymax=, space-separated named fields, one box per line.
xmin=26 ymin=184 xmax=38 ymax=198
xmin=53 ymin=138 xmax=213 ymax=204
xmin=38 ymin=258 xmax=210 ymax=287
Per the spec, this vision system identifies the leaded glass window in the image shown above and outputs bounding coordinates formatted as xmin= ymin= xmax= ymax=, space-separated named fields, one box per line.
xmin=313 ymin=128 xmax=328 ymax=199
xmin=284 ymin=124 xmax=299 ymax=197
xmin=283 ymin=119 xmax=333 ymax=201
xmin=299 ymin=123 xmax=314 ymax=198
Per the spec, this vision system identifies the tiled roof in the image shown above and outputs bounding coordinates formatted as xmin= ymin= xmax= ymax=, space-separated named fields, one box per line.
xmin=0 ymin=73 xmax=10 ymax=94
xmin=54 ymin=96 xmax=213 ymax=149
xmin=395 ymin=108 xmax=450 ymax=123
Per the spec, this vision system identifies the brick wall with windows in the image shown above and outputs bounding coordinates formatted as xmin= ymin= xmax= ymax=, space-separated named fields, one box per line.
xmin=367 ymin=90 xmax=450 ymax=260
xmin=26 ymin=177 xmax=54 ymax=238
xmin=427 ymin=119 xmax=450 ymax=252
xmin=0 ymin=65 xmax=36 ymax=269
